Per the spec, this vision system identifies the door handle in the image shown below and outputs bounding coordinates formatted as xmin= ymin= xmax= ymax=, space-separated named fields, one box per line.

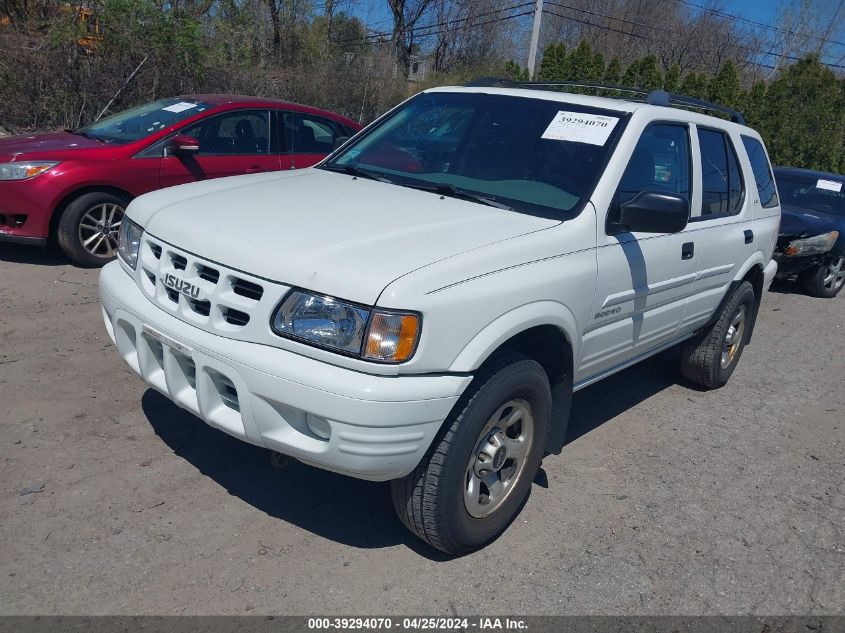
xmin=744 ymin=229 xmax=754 ymax=244
xmin=245 ymin=165 xmax=265 ymax=174
xmin=682 ymin=242 xmax=694 ymax=260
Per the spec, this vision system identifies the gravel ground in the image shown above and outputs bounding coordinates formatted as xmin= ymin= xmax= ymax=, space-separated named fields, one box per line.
xmin=1 ymin=243 xmax=843 ymax=615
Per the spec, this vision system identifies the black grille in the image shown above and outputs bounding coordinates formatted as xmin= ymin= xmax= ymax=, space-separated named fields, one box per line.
xmin=196 ymin=264 xmax=220 ymax=284
xmin=165 ymin=287 xmax=179 ymax=303
xmin=149 ymin=243 xmax=162 ymax=259
xmin=223 ymin=307 xmax=250 ymax=327
xmin=187 ymin=298 xmax=211 ymax=316
xmin=231 ymin=278 xmax=263 ymax=301
xmin=170 ymin=253 xmax=187 ymax=270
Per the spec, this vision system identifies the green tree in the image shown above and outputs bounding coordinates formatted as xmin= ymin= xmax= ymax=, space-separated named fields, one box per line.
xmin=621 ymin=59 xmax=641 ymax=87
xmin=743 ymin=80 xmax=768 ymax=128
xmin=663 ymin=64 xmax=681 ymax=93
xmin=638 ymin=54 xmax=662 ymax=90
xmin=591 ymin=51 xmax=606 ymax=83
xmin=568 ymin=39 xmax=594 ymax=82
xmin=680 ymin=72 xmax=708 ymax=98
xmin=603 ymin=57 xmax=622 ymax=84
xmin=709 ymin=59 xmax=741 ymax=108
xmin=537 ymin=42 xmax=567 ymax=81
xmin=504 ymin=60 xmax=529 ymax=81
xmin=759 ymin=54 xmax=845 ymax=172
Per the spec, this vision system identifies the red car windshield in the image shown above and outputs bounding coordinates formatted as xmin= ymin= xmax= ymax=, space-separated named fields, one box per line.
xmin=75 ymin=98 xmax=213 ymax=144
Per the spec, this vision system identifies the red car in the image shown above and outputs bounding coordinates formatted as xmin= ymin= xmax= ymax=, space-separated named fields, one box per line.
xmin=0 ymin=95 xmax=361 ymax=265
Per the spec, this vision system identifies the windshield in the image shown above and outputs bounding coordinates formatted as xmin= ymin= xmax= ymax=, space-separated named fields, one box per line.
xmin=321 ymin=91 xmax=627 ymax=218
xmin=776 ymin=173 xmax=845 ymax=216
xmin=76 ymin=98 xmax=213 ymax=144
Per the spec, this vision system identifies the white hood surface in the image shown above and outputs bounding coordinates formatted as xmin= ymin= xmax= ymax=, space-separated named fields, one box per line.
xmin=130 ymin=168 xmax=558 ymax=305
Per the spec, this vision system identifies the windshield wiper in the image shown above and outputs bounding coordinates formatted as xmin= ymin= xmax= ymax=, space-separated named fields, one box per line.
xmin=322 ymin=164 xmax=393 ymax=184
xmin=404 ymin=182 xmax=514 ymax=211
xmin=66 ymin=129 xmax=105 ymax=143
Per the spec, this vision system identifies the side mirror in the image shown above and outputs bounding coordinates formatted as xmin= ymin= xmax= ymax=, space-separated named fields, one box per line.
xmin=608 ymin=191 xmax=689 ymax=235
xmin=167 ymin=135 xmax=200 ymax=156
xmin=333 ymin=136 xmax=350 ymax=150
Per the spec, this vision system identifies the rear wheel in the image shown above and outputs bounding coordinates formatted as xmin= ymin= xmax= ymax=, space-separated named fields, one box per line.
xmin=680 ymin=281 xmax=756 ymax=389
xmin=391 ymin=354 xmax=550 ymax=555
xmin=56 ymin=191 xmax=128 ymax=266
xmin=799 ymin=253 xmax=845 ymax=298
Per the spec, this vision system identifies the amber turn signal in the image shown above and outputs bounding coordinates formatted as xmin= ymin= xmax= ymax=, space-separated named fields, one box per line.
xmin=363 ymin=312 xmax=421 ymax=363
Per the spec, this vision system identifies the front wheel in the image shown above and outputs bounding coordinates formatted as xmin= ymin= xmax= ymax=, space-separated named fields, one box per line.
xmin=799 ymin=253 xmax=845 ymax=298
xmin=56 ymin=191 xmax=129 ymax=267
xmin=391 ymin=354 xmax=551 ymax=554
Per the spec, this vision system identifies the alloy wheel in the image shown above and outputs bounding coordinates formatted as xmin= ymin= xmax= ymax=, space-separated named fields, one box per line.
xmin=720 ymin=304 xmax=747 ymax=369
xmin=464 ymin=399 xmax=534 ymax=518
xmin=78 ymin=202 xmax=125 ymax=259
xmin=822 ymin=255 xmax=845 ymax=293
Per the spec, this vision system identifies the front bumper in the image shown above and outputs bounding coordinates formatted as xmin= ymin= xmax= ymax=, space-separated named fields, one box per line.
xmin=99 ymin=261 xmax=471 ymax=481
xmin=773 ymin=250 xmax=822 ymax=277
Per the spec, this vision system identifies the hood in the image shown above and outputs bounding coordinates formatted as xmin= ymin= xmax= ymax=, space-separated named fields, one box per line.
xmin=132 ymin=169 xmax=558 ymax=305
xmin=779 ymin=204 xmax=841 ymax=238
xmin=0 ymin=131 xmax=108 ymax=162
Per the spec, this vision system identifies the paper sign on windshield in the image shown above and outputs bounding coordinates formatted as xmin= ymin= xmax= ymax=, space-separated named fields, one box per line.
xmin=541 ymin=111 xmax=619 ymax=145
xmin=162 ymin=102 xmax=198 ymax=113
xmin=816 ymin=178 xmax=843 ymax=192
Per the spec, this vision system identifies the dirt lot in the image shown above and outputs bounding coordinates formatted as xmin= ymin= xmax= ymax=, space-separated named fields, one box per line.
xmin=1 ymin=243 xmax=843 ymax=615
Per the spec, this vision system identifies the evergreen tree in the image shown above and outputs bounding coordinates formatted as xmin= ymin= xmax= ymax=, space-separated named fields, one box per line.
xmin=537 ymin=43 xmax=566 ymax=81
xmin=504 ymin=60 xmax=529 ymax=81
xmin=569 ymin=39 xmax=594 ymax=82
xmin=663 ymin=64 xmax=681 ymax=93
xmin=591 ymin=51 xmax=606 ymax=83
xmin=621 ymin=59 xmax=642 ymax=87
xmin=603 ymin=57 xmax=622 ymax=84
xmin=639 ymin=54 xmax=663 ymax=90
xmin=709 ymin=59 xmax=741 ymax=108
xmin=759 ymin=54 xmax=845 ymax=172
xmin=680 ymin=72 xmax=708 ymax=98
xmin=742 ymin=80 xmax=767 ymax=128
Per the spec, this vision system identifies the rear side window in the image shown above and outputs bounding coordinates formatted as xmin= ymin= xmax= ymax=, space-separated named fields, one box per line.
xmin=741 ymin=136 xmax=779 ymax=208
xmin=615 ymin=123 xmax=691 ymax=206
xmin=698 ymin=128 xmax=744 ymax=216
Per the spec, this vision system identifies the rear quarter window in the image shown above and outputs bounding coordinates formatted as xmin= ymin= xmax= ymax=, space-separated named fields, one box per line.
xmin=741 ymin=136 xmax=779 ymax=209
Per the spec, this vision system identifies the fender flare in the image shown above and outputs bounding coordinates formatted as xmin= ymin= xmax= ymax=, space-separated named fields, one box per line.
xmin=701 ymin=250 xmax=768 ymax=342
xmin=448 ymin=301 xmax=581 ymax=373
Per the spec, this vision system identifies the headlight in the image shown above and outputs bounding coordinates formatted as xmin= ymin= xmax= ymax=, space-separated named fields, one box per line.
xmin=272 ymin=290 xmax=421 ymax=363
xmin=784 ymin=231 xmax=839 ymax=256
xmin=117 ymin=218 xmax=143 ymax=269
xmin=0 ymin=161 xmax=59 ymax=180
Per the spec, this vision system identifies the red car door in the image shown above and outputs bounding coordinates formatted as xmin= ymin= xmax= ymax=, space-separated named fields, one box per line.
xmin=282 ymin=110 xmax=348 ymax=169
xmin=159 ymin=109 xmax=282 ymax=188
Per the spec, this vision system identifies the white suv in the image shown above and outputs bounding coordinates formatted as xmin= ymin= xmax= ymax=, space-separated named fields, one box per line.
xmin=99 ymin=84 xmax=780 ymax=553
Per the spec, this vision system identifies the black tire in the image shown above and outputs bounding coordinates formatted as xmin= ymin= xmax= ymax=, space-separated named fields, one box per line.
xmin=56 ymin=191 xmax=129 ymax=267
xmin=391 ymin=353 xmax=551 ymax=555
xmin=680 ymin=281 xmax=756 ymax=390
xmin=798 ymin=253 xmax=845 ymax=298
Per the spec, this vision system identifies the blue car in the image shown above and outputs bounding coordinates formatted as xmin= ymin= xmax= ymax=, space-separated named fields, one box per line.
xmin=773 ymin=167 xmax=845 ymax=298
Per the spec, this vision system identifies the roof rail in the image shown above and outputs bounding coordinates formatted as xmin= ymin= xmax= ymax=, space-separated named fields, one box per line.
xmin=463 ymin=78 xmax=746 ymax=125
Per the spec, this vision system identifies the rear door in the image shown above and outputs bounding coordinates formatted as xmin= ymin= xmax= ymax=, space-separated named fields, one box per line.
xmin=579 ymin=121 xmax=698 ymax=380
xmin=159 ymin=109 xmax=281 ymax=187
xmin=681 ymin=126 xmax=754 ymax=333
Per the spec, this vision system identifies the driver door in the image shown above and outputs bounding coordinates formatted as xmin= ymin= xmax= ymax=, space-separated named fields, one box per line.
xmin=159 ymin=109 xmax=281 ymax=187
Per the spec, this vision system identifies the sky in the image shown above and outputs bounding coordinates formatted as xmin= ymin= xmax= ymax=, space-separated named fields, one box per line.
xmin=344 ymin=0 xmax=845 ymax=68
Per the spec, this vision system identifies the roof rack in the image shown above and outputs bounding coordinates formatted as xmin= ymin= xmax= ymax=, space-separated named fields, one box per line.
xmin=464 ymin=78 xmax=746 ymax=125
